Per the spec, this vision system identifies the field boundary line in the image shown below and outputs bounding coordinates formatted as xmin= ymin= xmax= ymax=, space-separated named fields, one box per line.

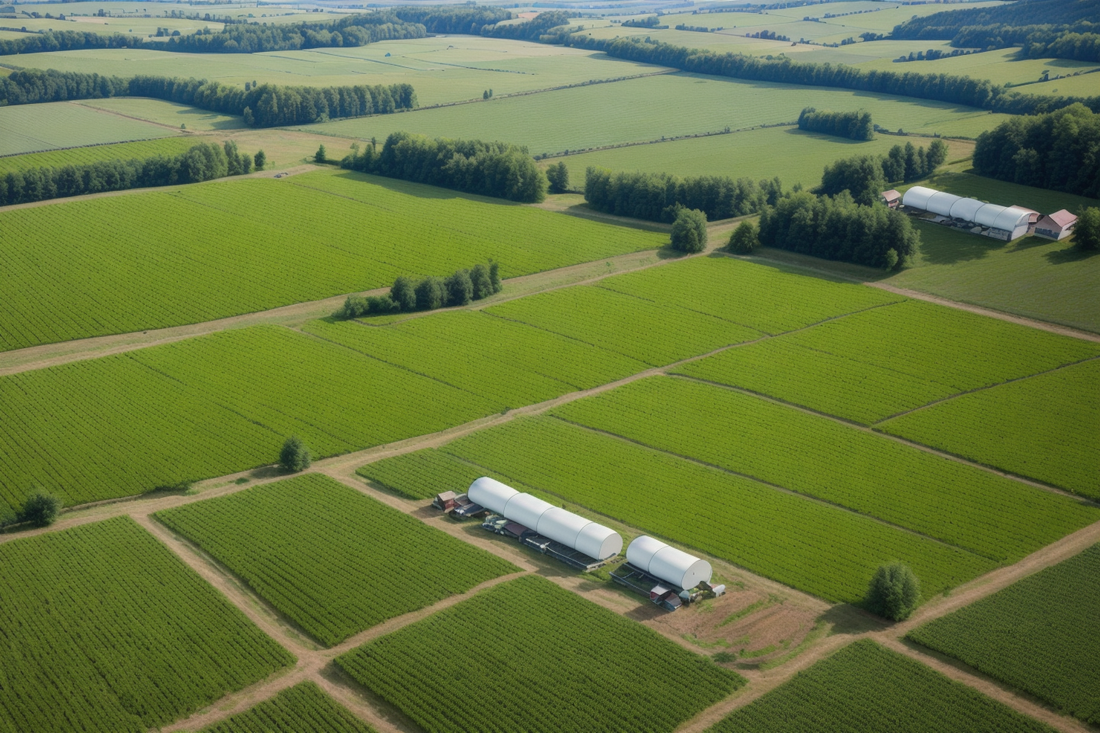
xmin=72 ymin=98 xmax=196 ymax=132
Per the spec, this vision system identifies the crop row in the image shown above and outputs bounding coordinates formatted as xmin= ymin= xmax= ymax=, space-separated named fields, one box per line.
xmin=156 ymin=474 xmax=517 ymax=646
xmin=336 ymin=575 xmax=742 ymax=733
xmin=707 ymin=640 xmax=1055 ymax=733
xmin=0 ymin=136 xmax=200 ymax=176
xmin=438 ymin=416 xmax=995 ymax=603
xmin=552 ymin=376 xmax=1098 ymax=563
xmin=358 ymin=448 xmax=540 ymax=501
xmin=907 ymin=543 xmax=1100 ymax=726
xmin=0 ymin=516 xmax=293 ymax=733
xmin=200 ymin=682 xmax=374 ymax=733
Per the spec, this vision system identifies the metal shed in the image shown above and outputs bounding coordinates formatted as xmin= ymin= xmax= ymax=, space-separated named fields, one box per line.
xmin=925 ymin=190 xmax=963 ymax=217
xmin=467 ymin=477 xmax=518 ymax=515
xmin=626 ymin=536 xmax=712 ymax=590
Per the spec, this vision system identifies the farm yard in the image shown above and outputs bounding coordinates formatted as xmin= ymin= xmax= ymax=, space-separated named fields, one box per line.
xmin=2 ymin=1 xmax=1099 ymax=732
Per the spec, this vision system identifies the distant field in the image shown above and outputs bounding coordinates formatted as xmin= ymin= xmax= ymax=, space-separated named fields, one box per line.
xmin=0 ymin=170 xmax=663 ymax=351
xmin=550 ymin=129 xmax=972 ymax=190
xmin=908 ymin=544 xmax=1100 ymax=726
xmin=200 ymin=682 xmax=374 ymax=733
xmin=0 ymin=101 xmax=175 ymax=156
xmin=337 ymin=575 xmax=743 ymax=733
xmin=0 ymin=136 xmax=199 ymax=174
xmin=6 ymin=15 xmax=224 ymax=36
xmin=304 ymin=72 xmax=1013 ymax=155
xmin=707 ymin=640 xmax=1055 ymax=733
xmin=882 ymin=359 xmax=1100 ymax=499
xmin=76 ymin=98 xmax=244 ymax=130
xmin=553 ymin=377 xmax=1098 ymax=564
xmin=0 ymin=516 xmax=294 ymax=733
xmin=859 ymin=47 xmax=1100 ymax=90
xmin=156 ymin=474 xmax=517 ymax=646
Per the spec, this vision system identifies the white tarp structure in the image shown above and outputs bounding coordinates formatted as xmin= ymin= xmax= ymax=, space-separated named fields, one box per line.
xmin=925 ymin=190 xmax=962 ymax=217
xmin=626 ymin=536 xmax=712 ymax=590
xmin=467 ymin=477 xmax=622 ymax=560
xmin=902 ymin=186 xmax=1031 ymax=240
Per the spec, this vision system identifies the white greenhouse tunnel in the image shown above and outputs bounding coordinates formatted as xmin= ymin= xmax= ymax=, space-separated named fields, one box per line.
xmin=626 ymin=535 xmax=712 ymax=590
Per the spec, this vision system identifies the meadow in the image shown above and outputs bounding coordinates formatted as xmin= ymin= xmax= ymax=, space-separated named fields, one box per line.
xmin=707 ymin=640 xmax=1056 ymax=733
xmin=0 ymin=100 xmax=175 ymax=156
xmin=552 ymin=376 xmax=1099 ymax=563
xmin=0 ymin=136 xmax=198 ymax=174
xmin=858 ymin=47 xmax=1100 ymax=89
xmin=6 ymin=15 xmax=225 ymax=36
xmin=77 ymin=97 xmax=243 ymax=130
xmin=882 ymin=359 xmax=1100 ymax=499
xmin=0 ymin=170 xmax=663 ymax=351
xmin=0 ymin=516 xmax=294 ymax=733
xmin=440 ymin=416 xmax=997 ymax=603
xmin=156 ymin=474 xmax=517 ymax=646
xmin=200 ymin=682 xmax=374 ymax=733
xmin=907 ymin=544 xmax=1100 ymax=726
xmin=336 ymin=575 xmax=743 ymax=733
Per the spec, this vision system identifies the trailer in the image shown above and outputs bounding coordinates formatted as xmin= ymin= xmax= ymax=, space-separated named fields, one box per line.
xmin=480 ymin=515 xmax=612 ymax=571
xmin=432 ymin=492 xmax=485 ymax=519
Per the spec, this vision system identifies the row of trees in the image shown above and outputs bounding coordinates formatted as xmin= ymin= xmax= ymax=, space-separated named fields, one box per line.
xmin=341 ymin=132 xmax=547 ymax=203
xmin=758 ymin=190 xmax=920 ymax=270
xmin=973 ymin=103 xmax=1100 ymax=198
xmin=0 ymin=142 xmax=262 ymax=206
xmin=335 ymin=262 xmax=503 ymax=318
xmin=0 ymin=69 xmax=416 ymax=127
xmin=820 ymin=139 xmax=948 ymax=205
xmin=482 ymin=10 xmax=574 ymax=40
xmin=0 ymin=28 xmax=139 ymax=55
xmin=1020 ymin=31 xmax=1100 ymax=63
xmin=584 ymin=167 xmax=783 ymax=223
xmin=162 ymin=12 xmax=425 ymax=53
xmin=797 ymin=107 xmax=873 ymax=140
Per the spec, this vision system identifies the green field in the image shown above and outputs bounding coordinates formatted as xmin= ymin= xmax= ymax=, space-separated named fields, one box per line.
xmin=882 ymin=359 xmax=1100 ymax=499
xmin=0 ymin=325 xmax=503 ymax=521
xmin=303 ymin=310 xmax=647 ymax=408
xmin=440 ymin=416 xmax=996 ymax=603
xmin=0 ymin=101 xmax=176 ymax=156
xmin=200 ymin=682 xmax=374 ymax=733
xmin=707 ymin=640 xmax=1055 ymax=733
xmin=358 ymin=447 xmax=540 ymax=501
xmin=859 ymin=47 xmax=1100 ymax=90
xmin=0 ymin=136 xmax=200 ymax=174
xmin=6 ymin=15 xmax=224 ymax=36
xmin=0 ymin=516 xmax=294 ymax=733
xmin=553 ymin=377 xmax=1099 ymax=563
xmin=908 ymin=544 xmax=1100 ymax=726
xmin=336 ymin=575 xmax=743 ymax=733
xmin=0 ymin=169 xmax=663 ymax=351
xmin=156 ymin=474 xmax=517 ymax=646
xmin=304 ymin=72 xmax=1014 ymax=156
xmin=78 ymin=97 xmax=244 ymax=130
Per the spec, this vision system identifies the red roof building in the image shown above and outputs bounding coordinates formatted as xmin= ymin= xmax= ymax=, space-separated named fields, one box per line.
xmin=1035 ymin=210 xmax=1078 ymax=240
xmin=880 ymin=189 xmax=901 ymax=208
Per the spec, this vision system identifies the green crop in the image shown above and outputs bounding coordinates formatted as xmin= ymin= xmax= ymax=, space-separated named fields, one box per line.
xmin=708 ymin=640 xmax=1055 ymax=733
xmin=337 ymin=575 xmax=743 ymax=733
xmin=358 ymin=448 xmax=540 ymax=500
xmin=0 ymin=516 xmax=294 ymax=733
xmin=200 ymin=682 xmax=375 ymax=732
xmin=0 ymin=101 xmax=175 ymax=156
xmin=157 ymin=475 xmax=517 ymax=646
xmin=0 ymin=137 xmax=200 ymax=175
xmin=908 ymin=544 xmax=1100 ymax=726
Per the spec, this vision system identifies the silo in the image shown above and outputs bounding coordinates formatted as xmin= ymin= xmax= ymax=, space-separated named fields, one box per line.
xmin=467 ymin=477 xmax=517 ymax=515
xmin=503 ymin=493 xmax=554 ymax=530
xmin=626 ymin=536 xmax=712 ymax=590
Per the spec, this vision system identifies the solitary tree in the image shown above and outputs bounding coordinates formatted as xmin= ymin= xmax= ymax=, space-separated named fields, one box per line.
xmin=314 ymin=144 xmax=327 ymax=164
xmin=546 ymin=161 xmax=570 ymax=194
xmin=415 ymin=276 xmax=447 ymax=311
xmin=489 ymin=261 xmax=503 ymax=293
xmin=1075 ymin=207 xmax=1100 ymax=251
xmin=445 ymin=269 xmax=474 ymax=306
xmin=390 ymin=276 xmax=417 ymax=311
xmin=470 ymin=263 xmax=494 ymax=300
xmin=866 ymin=562 xmax=921 ymax=621
xmin=254 ymin=149 xmax=266 ymax=171
xmin=670 ymin=208 xmax=708 ymax=253
xmin=279 ymin=436 xmax=311 ymax=473
xmin=727 ymin=221 xmax=759 ymax=254
xmin=21 ymin=490 xmax=62 ymax=528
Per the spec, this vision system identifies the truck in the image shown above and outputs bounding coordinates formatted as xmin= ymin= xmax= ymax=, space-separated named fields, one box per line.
xmin=432 ymin=491 xmax=486 ymax=519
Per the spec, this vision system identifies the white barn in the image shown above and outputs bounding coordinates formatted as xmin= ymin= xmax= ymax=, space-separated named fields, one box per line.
xmin=902 ymin=185 xmax=1032 ymax=241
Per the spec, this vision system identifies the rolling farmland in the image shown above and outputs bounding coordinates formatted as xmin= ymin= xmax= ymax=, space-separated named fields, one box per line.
xmin=0 ymin=136 xmax=200 ymax=175
xmin=77 ymin=98 xmax=244 ymax=131
xmin=358 ymin=448 xmax=539 ymax=500
xmin=337 ymin=575 xmax=743 ymax=733
xmin=200 ymin=682 xmax=375 ymax=733
xmin=908 ymin=544 xmax=1100 ymax=726
xmin=441 ymin=416 xmax=996 ymax=603
xmin=156 ymin=474 xmax=517 ymax=646
xmin=0 ymin=101 xmax=177 ymax=156
xmin=0 ymin=516 xmax=294 ymax=733
xmin=707 ymin=640 xmax=1056 ymax=733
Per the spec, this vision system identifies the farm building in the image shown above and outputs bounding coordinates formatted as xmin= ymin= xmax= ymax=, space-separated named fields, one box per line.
xmin=880 ymin=189 xmax=901 ymax=209
xmin=625 ymin=536 xmax=712 ymax=590
xmin=901 ymin=185 xmax=1032 ymax=241
xmin=1035 ymin=210 xmax=1078 ymax=240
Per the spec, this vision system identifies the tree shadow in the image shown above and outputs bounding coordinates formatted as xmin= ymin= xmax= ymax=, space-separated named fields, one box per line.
xmin=1045 ymin=244 xmax=1097 ymax=265
xmin=816 ymin=603 xmax=887 ymax=636
xmin=915 ymin=223 xmax=1007 ymax=266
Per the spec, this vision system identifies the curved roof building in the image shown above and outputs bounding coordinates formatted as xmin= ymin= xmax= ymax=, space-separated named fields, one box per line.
xmin=626 ymin=536 xmax=712 ymax=590
xmin=901 ymin=186 xmax=1032 ymax=241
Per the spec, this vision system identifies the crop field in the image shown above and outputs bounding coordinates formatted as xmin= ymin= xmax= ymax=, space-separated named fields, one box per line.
xmin=859 ymin=47 xmax=1100 ymax=90
xmin=305 ymin=72 xmax=1013 ymax=156
xmin=594 ymin=255 xmax=901 ymax=335
xmin=8 ymin=15 xmax=225 ymax=36
xmin=358 ymin=447 xmax=543 ymax=501
xmin=0 ymin=170 xmax=662 ymax=351
xmin=0 ymin=101 xmax=176 ymax=156
xmin=552 ymin=377 xmax=1099 ymax=563
xmin=882 ymin=359 xmax=1100 ymax=499
xmin=0 ymin=326 xmax=502 ymax=520
xmin=908 ymin=544 xmax=1100 ymax=726
xmin=200 ymin=682 xmax=374 ymax=733
xmin=441 ymin=416 xmax=996 ymax=603
xmin=156 ymin=474 xmax=517 ymax=646
xmin=337 ymin=575 xmax=743 ymax=733
xmin=0 ymin=136 xmax=199 ymax=175
xmin=0 ymin=516 xmax=294 ymax=733
xmin=708 ymin=640 xmax=1055 ymax=733
xmin=77 ymin=98 xmax=244 ymax=130
xmin=303 ymin=310 xmax=647 ymax=408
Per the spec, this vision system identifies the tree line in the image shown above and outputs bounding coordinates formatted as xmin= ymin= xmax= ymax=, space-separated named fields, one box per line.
xmin=341 ymin=132 xmax=547 ymax=203
xmin=482 ymin=11 xmax=575 ymax=40
xmin=820 ymin=139 xmax=948 ymax=205
xmin=973 ymin=103 xmax=1100 ymax=198
xmin=0 ymin=141 xmax=262 ymax=206
xmin=161 ymin=12 xmax=425 ymax=53
xmin=390 ymin=6 xmax=512 ymax=34
xmin=584 ymin=167 xmax=783 ymax=223
xmin=0 ymin=69 xmax=416 ymax=127
xmin=335 ymin=262 xmax=503 ymax=318
xmin=798 ymin=107 xmax=873 ymax=140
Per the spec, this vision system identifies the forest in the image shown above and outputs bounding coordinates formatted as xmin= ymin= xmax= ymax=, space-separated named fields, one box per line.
xmin=798 ymin=108 xmax=873 ymax=141
xmin=584 ymin=167 xmax=783 ymax=222
xmin=820 ymin=140 xmax=948 ymax=205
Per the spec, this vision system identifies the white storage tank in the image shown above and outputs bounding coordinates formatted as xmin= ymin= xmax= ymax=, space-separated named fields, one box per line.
xmin=627 ymin=536 xmax=712 ymax=590
xmin=467 ymin=477 xmax=518 ymax=515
